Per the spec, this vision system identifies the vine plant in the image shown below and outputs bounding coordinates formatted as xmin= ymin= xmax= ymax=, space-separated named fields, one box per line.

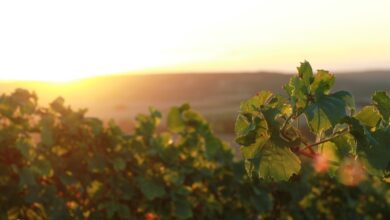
xmin=235 ymin=61 xmax=390 ymax=182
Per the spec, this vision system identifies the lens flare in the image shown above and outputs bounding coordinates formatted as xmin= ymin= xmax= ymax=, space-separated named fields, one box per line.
xmin=313 ymin=154 xmax=330 ymax=173
xmin=338 ymin=158 xmax=366 ymax=186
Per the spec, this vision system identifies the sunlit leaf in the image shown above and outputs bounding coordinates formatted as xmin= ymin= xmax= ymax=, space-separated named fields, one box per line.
xmin=284 ymin=76 xmax=308 ymax=112
xmin=310 ymin=70 xmax=335 ymax=96
xmin=245 ymin=138 xmax=301 ymax=181
xmin=297 ymin=60 xmax=314 ymax=87
xmin=354 ymin=106 xmax=381 ymax=127
xmin=239 ymin=91 xmax=273 ymax=114
xmin=168 ymin=107 xmax=185 ymax=132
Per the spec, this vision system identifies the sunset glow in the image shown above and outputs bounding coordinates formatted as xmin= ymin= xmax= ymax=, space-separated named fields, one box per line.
xmin=1 ymin=0 xmax=390 ymax=82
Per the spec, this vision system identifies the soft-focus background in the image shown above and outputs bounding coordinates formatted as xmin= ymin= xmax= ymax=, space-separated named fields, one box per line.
xmin=1 ymin=71 xmax=389 ymax=145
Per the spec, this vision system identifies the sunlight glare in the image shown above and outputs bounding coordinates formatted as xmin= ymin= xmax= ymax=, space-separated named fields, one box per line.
xmin=1 ymin=0 xmax=390 ymax=81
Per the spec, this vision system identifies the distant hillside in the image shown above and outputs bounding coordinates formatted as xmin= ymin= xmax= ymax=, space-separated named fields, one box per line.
xmin=0 ymin=71 xmax=389 ymax=135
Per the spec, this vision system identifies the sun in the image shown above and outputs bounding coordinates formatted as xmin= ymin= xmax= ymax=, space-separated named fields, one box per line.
xmin=33 ymin=75 xmax=81 ymax=83
xmin=0 ymin=73 xmax=90 ymax=83
xmin=0 ymin=0 xmax=390 ymax=82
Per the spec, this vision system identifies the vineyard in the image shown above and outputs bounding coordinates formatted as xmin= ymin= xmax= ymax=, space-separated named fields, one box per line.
xmin=0 ymin=62 xmax=389 ymax=219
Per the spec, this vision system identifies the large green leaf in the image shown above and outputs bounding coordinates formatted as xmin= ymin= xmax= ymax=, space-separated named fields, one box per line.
xmin=237 ymin=90 xmax=300 ymax=181
xmin=305 ymin=91 xmax=353 ymax=133
xmin=245 ymin=139 xmax=301 ymax=181
xmin=240 ymin=132 xmax=270 ymax=160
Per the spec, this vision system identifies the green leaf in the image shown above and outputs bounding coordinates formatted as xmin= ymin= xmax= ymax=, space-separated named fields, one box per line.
xmin=240 ymin=132 xmax=270 ymax=160
xmin=297 ymin=60 xmax=313 ymax=86
xmin=136 ymin=177 xmax=166 ymax=200
xmin=310 ymin=70 xmax=335 ymax=95
xmin=331 ymin=133 xmax=357 ymax=156
xmin=372 ymin=91 xmax=390 ymax=122
xmin=284 ymin=76 xmax=308 ymax=112
xmin=342 ymin=117 xmax=377 ymax=147
xmin=168 ymin=107 xmax=185 ymax=132
xmin=239 ymin=91 xmax=273 ymax=114
xmin=305 ymin=92 xmax=352 ymax=133
xmin=244 ymin=138 xmax=301 ymax=181
xmin=235 ymin=92 xmax=273 ymax=146
xmin=235 ymin=113 xmax=268 ymax=146
xmin=333 ymin=90 xmax=355 ymax=111
xmin=354 ymin=106 xmax=381 ymax=127
xmin=343 ymin=116 xmax=390 ymax=177
xmin=174 ymin=199 xmax=193 ymax=219
xmin=238 ymin=89 xmax=300 ymax=181
xmin=204 ymin=135 xmax=222 ymax=159
xmin=359 ymin=127 xmax=390 ymax=176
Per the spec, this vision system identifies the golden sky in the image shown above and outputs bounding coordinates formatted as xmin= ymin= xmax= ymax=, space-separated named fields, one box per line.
xmin=0 ymin=0 xmax=390 ymax=82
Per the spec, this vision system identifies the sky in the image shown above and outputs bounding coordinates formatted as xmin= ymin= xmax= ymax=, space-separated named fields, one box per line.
xmin=0 ymin=0 xmax=390 ymax=82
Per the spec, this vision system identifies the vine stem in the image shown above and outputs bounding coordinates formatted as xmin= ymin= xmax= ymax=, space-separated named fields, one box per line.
xmin=280 ymin=114 xmax=295 ymax=134
xmin=297 ymin=128 xmax=349 ymax=159
xmin=280 ymin=110 xmax=305 ymax=136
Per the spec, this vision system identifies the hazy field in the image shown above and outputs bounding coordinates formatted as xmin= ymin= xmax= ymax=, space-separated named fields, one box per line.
xmin=1 ymin=71 xmax=389 ymax=143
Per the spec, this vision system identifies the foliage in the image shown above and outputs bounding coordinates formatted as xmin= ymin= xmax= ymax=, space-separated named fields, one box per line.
xmin=236 ymin=61 xmax=389 ymax=218
xmin=0 ymin=61 xmax=388 ymax=219
xmin=0 ymin=91 xmax=272 ymax=219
